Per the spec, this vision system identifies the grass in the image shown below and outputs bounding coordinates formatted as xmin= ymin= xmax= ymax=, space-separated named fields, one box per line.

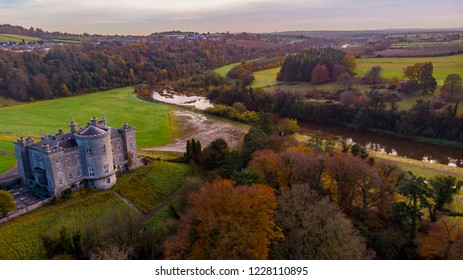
xmin=0 ymin=34 xmax=41 ymax=43
xmin=113 ymin=161 xmax=190 ymax=214
xmin=370 ymin=151 xmax=463 ymax=181
xmin=0 ymin=141 xmax=15 ymax=152
xmin=0 ymin=96 xmax=20 ymax=107
xmin=0 ymin=190 xmax=138 ymax=259
xmin=356 ymin=54 xmax=463 ymax=86
xmin=138 ymin=150 xmax=184 ymax=161
xmin=0 ymin=87 xmax=171 ymax=148
xmin=252 ymin=68 xmax=280 ymax=88
xmin=214 ymin=62 xmax=240 ymax=77
xmin=0 ymin=153 xmax=16 ymax=174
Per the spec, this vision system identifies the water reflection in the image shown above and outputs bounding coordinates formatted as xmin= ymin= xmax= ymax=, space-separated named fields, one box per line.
xmin=301 ymin=121 xmax=463 ymax=167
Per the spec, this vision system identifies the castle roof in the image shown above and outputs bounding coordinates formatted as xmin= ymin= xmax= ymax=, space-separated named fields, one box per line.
xmin=78 ymin=126 xmax=107 ymax=137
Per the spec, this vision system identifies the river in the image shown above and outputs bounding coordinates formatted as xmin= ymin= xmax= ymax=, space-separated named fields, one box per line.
xmin=299 ymin=121 xmax=463 ymax=167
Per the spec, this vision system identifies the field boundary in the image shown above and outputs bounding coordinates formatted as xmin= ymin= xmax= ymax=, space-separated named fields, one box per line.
xmin=0 ymin=197 xmax=53 ymax=225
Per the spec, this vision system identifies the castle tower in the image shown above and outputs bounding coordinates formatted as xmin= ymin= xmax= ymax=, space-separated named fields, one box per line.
xmin=75 ymin=118 xmax=116 ymax=190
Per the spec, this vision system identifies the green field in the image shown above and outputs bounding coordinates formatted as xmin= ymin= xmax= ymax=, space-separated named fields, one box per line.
xmin=356 ymin=54 xmax=463 ymax=85
xmin=0 ymin=153 xmax=16 ymax=174
xmin=0 ymin=34 xmax=41 ymax=43
xmin=0 ymin=141 xmax=14 ymax=152
xmin=0 ymin=190 xmax=138 ymax=259
xmin=213 ymin=62 xmax=240 ymax=77
xmin=114 ymin=161 xmax=189 ymax=214
xmin=0 ymin=87 xmax=171 ymax=148
xmin=250 ymin=54 xmax=463 ymax=89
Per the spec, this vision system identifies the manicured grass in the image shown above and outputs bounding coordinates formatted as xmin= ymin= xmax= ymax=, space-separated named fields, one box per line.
xmin=213 ymin=62 xmax=240 ymax=77
xmin=0 ymin=153 xmax=16 ymax=174
xmin=138 ymin=150 xmax=183 ymax=161
xmin=0 ymin=190 xmax=138 ymax=259
xmin=0 ymin=34 xmax=40 ymax=43
xmin=356 ymin=54 xmax=463 ymax=86
xmin=114 ymin=162 xmax=189 ymax=214
xmin=0 ymin=87 xmax=171 ymax=148
xmin=0 ymin=141 xmax=15 ymax=152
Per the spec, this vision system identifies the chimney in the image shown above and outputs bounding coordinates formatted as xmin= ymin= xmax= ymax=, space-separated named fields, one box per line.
xmin=91 ymin=117 xmax=98 ymax=127
xmin=123 ymin=122 xmax=129 ymax=130
xmin=69 ymin=122 xmax=78 ymax=136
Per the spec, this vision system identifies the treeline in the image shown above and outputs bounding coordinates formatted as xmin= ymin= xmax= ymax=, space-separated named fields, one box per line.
xmin=0 ymin=40 xmax=287 ymax=101
xmin=277 ymin=48 xmax=356 ymax=83
xmin=206 ymin=85 xmax=463 ymax=141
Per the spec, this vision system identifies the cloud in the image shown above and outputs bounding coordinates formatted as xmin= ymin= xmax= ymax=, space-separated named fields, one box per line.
xmin=2 ymin=0 xmax=462 ymax=34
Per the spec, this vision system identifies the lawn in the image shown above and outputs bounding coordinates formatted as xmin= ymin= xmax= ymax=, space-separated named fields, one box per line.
xmin=355 ymin=54 xmax=463 ymax=86
xmin=0 ymin=190 xmax=138 ymax=259
xmin=113 ymin=161 xmax=190 ymax=214
xmin=0 ymin=34 xmax=41 ymax=43
xmin=213 ymin=62 xmax=240 ymax=77
xmin=0 ymin=153 xmax=16 ymax=174
xmin=0 ymin=140 xmax=15 ymax=152
xmin=0 ymin=87 xmax=171 ymax=148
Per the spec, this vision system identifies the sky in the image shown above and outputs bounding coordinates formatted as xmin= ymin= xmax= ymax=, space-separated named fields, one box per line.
xmin=1 ymin=0 xmax=462 ymax=35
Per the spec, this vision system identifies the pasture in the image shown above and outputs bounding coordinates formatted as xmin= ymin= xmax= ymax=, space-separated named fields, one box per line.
xmin=214 ymin=62 xmax=240 ymax=77
xmin=0 ymin=34 xmax=41 ymax=43
xmin=0 ymin=87 xmax=171 ymax=148
xmin=0 ymin=153 xmax=16 ymax=174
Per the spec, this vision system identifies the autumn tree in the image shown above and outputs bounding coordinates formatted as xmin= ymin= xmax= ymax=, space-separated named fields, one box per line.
xmin=342 ymin=53 xmax=357 ymax=75
xmin=420 ymin=62 xmax=437 ymax=94
xmin=280 ymin=148 xmax=324 ymax=191
xmin=272 ymin=184 xmax=373 ymax=259
xmin=337 ymin=72 xmax=354 ymax=91
xmin=310 ymin=64 xmax=330 ymax=84
xmin=403 ymin=62 xmax=423 ymax=82
xmin=164 ymin=179 xmax=280 ymax=259
xmin=441 ymin=74 xmax=463 ymax=100
xmin=249 ymin=149 xmax=289 ymax=192
xmin=418 ymin=217 xmax=463 ymax=259
xmin=0 ymin=190 xmax=15 ymax=216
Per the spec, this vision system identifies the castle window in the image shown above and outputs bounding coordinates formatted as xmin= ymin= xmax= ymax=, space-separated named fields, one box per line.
xmin=129 ymin=143 xmax=134 ymax=148
xmin=106 ymin=178 xmax=111 ymax=184
xmin=103 ymin=164 xmax=109 ymax=174
xmin=86 ymin=146 xmax=91 ymax=155
xmin=76 ymin=159 xmax=79 ymax=165
xmin=118 ymin=154 xmax=122 ymax=161
xmin=68 ymin=173 xmax=73 ymax=180
xmin=77 ymin=169 xmax=82 ymax=177
xmin=58 ymin=178 xmax=63 ymax=185
xmin=102 ymin=144 xmax=106 ymax=153
xmin=88 ymin=167 xmax=94 ymax=177
xmin=118 ymin=145 xmax=121 ymax=151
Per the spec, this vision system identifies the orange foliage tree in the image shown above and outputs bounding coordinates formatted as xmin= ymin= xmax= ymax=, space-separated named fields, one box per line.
xmin=164 ymin=179 xmax=280 ymax=259
xmin=418 ymin=217 xmax=463 ymax=259
xmin=248 ymin=149 xmax=289 ymax=193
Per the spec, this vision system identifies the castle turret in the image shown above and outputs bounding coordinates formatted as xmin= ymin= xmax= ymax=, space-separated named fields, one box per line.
xmin=69 ymin=122 xmax=78 ymax=135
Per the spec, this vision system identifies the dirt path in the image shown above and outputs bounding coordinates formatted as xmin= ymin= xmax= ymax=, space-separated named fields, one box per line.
xmin=113 ymin=192 xmax=143 ymax=217
xmin=0 ymin=164 xmax=19 ymax=181
xmin=0 ymin=149 xmax=14 ymax=155
xmin=138 ymin=187 xmax=185 ymax=225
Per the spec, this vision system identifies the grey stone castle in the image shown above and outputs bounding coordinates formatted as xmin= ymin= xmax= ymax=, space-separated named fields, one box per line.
xmin=14 ymin=117 xmax=139 ymax=197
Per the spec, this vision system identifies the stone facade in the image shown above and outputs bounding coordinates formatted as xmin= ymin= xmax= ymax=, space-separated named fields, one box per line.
xmin=14 ymin=117 xmax=139 ymax=197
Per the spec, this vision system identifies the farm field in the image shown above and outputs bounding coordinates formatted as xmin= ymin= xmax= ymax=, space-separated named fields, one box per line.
xmin=0 ymin=34 xmax=41 ymax=43
xmin=355 ymin=54 xmax=463 ymax=85
xmin=113 ymin=161 xmax=190 ymax=214
xmin=214 ymin=62 xmax=240 ymax=77
xmin=0 ymin=190 xmax=139 ymax=259
xmin=0 ymin=87 xmax=171 ymax=148
xmin=249 ymin=54 xmax=463 ymax=88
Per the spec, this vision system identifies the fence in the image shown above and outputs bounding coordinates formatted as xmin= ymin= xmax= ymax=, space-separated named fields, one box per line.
xmin=0 ymin=197 xmax=54 ymax=224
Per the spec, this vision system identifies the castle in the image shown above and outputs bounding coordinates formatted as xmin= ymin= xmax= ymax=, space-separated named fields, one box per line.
xmin=14 ymin=117 xmax=139 ymax=198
